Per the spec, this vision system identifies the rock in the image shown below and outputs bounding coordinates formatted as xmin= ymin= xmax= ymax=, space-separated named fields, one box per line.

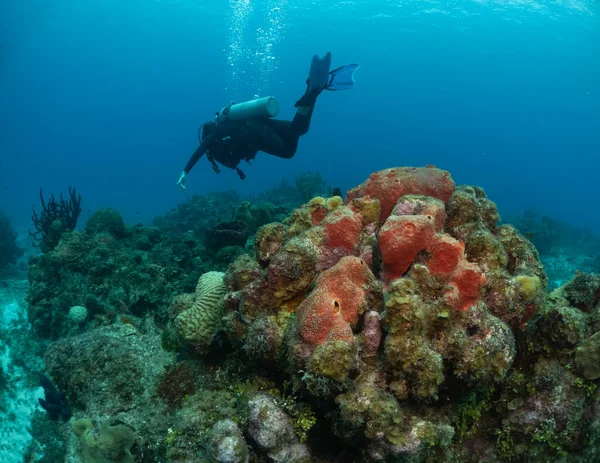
xmin=577 ymin=331 xmax=600 ymax=380
xmin=247 ymin=394 xmax=309 ymax=462
xmin=208 ymin=420 xmax=249 ymax=463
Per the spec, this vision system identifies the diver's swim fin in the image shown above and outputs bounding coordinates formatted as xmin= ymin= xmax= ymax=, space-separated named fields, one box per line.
xmin=324 ymin=64 xmax=360 ymax=91
xmin=295 ymin=52 xmax=332 ymax=107
xmin=295 ymin=53 xmax=359 ymax=107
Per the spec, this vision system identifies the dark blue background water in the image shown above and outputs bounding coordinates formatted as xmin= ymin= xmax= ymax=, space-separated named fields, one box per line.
xmin=1 ymin=0 xmax=598 ymax=233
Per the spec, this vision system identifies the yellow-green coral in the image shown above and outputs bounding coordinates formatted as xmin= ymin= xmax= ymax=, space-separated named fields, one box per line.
xmin=335 ymin=375 xmax=404 ymax=441
xmin=270 ymin=237 xmax=318 ymax=301
xmin=494 ymin=425 xmax=516 ymax=461
xmin=289 ymin=405 xmax=317 ymax=443
xmin=382 ymin=277 xmax=446 ymax=400
xmin=284 ymin=208 xmax=312 ymax=237
xmin=531 ymin=419 xmax=568 ymax=458
xmin=175 ymin=271 xmax=227 ymax=349
xmin=347 ymin=196 xmax=381 ymax=227
xmin=384 ymin=333 xmax=444 ymax=400
xmin=464 ymin=228 xmax=508 ymax=270
xmin=455 ymin=387 xmax=495 ymax=442
xmin=254 ymin=223 xmax=286 ymax=264
xmin=307 ymin=196 xmax=326 ymax=208
xmin=224 ymin=254 xmax=260 ymax=291
xmin=574 ymin=375 xmax=598 ymax=396
xmin=309 ymin=340 xmax=355 ymax=382
xmin=325 ymin=195 xmax=343 ymax=211
xmin=72 ymin=418 xmax=135 ymax=463
xmin=515 ymin=274 xmax=543 ymax=302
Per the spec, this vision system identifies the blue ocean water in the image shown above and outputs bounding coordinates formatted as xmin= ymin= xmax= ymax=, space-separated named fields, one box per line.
xmin=1 ymin=0 xmax=599 ymax=231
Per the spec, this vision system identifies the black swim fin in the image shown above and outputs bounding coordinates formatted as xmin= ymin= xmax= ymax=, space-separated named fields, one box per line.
xmin=295 ymin=53 xmax=360 ymax=107
xmin=295 ymin=52 xmax=332 ymax=107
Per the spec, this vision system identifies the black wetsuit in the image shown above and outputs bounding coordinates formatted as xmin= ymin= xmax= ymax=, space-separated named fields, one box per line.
xmin=183 ymin=106 xmax=314 ymax=179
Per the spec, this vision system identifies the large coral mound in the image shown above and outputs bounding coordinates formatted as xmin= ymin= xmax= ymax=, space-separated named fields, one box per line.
xmin=204 ymin=166 xmax=552 ymax=460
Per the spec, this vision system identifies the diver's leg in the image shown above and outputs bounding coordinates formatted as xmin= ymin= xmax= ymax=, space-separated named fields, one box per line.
xmin=258 ymin=54 xmax=329 ymax=159
xmin=260 ymin=107 xmax=315 ymax=159
xmin=289 ymin=104 xmax=315 ymax=136
xmin=259 ymin=120 xmax=298 ymax=159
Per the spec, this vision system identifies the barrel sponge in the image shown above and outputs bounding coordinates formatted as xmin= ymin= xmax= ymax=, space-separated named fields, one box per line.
xmin=175 ymin=271 xmax=227 ymax=348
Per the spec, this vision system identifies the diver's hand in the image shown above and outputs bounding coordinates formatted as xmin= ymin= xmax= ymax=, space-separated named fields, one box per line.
xmin=176 ymin=171 xmax=187 ymax=190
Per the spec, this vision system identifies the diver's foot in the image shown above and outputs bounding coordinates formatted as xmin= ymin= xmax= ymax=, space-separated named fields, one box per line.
xmin=295 ymin=52 xmax=332 ymax=108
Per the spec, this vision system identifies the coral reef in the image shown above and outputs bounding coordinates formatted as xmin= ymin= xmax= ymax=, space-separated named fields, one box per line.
xmin=479 ymin=272 xmax=600 ymax=463
xmin=30 ymin=186 xmax=82 ymax=252
xmin=85 ymin=208 xmax=126 ymax=238
xmin=233 ymin=201 xmax=289 ymax=233
xmin=153 ymin=190 xmax=241 ymax=238
xmin=43 ymin=323 xmax=171 ymax=415
xmin=155 ymin=190 xmax=291 ymax=239
xmin=294 ymin=171 xmax=327 ymax=203
xmin=205 ymin=220 xmax=249 ymax=253
xmin=510 ymin=209 xmax=600 ymax=289
xmin=22 ymin=166 xmax=600 ymax=463
xmin=27 ymin=209 xmax=208 ymax=339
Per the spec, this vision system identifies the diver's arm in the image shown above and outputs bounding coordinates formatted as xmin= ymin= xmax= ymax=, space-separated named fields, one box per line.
xmin=183 ymin=136 xmax=212 ymax=174
xmin=177 ymin=136 xmax=213 ymax=190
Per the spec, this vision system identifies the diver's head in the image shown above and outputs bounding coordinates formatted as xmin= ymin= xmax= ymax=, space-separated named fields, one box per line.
xmin=202 ymin=122 xmax=217 ymax=140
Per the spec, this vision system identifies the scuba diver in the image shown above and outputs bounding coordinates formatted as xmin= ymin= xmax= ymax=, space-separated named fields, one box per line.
xmin=177 ymin=52 xmax=359 ymax=188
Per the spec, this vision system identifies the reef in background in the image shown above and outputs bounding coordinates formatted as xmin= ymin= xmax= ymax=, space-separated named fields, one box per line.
xmin=510 ymin=209 xmax=600 ymax=289
xmin=19 ymin=166 xmax=600 ymax=463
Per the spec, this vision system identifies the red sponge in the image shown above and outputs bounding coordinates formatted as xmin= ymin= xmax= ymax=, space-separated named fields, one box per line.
xmin=296 ymin=257 xmax=375 ymax=345
xmin=378 ymin=215 xmax=436 ymax=282
xmin=346 ymin=166 xmax=455 ymax=224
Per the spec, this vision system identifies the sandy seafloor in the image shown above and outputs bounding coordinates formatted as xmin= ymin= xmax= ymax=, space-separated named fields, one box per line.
xmin=0 ymin=277 xmax=44 ymax=462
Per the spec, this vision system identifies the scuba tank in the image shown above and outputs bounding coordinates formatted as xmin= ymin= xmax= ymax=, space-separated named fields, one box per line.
xmin=217 ymin=96 xmax=279 ymax=123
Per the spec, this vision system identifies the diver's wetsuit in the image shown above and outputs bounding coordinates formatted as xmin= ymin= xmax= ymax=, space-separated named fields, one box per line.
xmin=183 ymin=106 xmax=314 ymax=179
xmin=181 ymin=52 xmax=359 ymax=181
